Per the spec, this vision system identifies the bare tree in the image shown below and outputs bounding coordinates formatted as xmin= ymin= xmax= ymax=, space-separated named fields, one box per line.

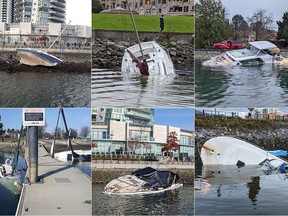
xmin=247 ymin=9 xmax=274 ymax=40
xmin=81 ymin=126 xmax=90 ymax=138
xmin=127 ymin=127 xmax=151 ymax=154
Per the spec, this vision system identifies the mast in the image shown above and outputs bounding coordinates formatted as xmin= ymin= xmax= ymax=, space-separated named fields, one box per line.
xmin=127 ymin=1 xmax=144 ymax=58
xmin=12 ymin=124 xmax=23 ymax=176
xmin=50 ymin=109 xmax=61 ymax=158
xmin=60 ymin=108 xmax=79 ymax=159
xmin=48 ymin=20 xmax=72 ymax=51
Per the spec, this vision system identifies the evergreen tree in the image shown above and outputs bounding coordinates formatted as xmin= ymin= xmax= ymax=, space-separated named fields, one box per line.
xmin=277 ymin=12 xmax=288 ymax=41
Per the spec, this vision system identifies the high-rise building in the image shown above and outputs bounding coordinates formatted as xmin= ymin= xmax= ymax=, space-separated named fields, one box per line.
xmin=14 ymin=0 xmax=66 ymax=24
xmin=0 ymin=0 xmax=14 ymax=23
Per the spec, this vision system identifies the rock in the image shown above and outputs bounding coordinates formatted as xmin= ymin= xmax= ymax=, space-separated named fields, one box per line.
xmin=170 ymin=51 xmax=177 ymax=56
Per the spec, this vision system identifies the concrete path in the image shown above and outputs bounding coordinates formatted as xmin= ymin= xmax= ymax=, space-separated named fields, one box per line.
xmin=17 ymin=145 xmax=91 ymax=215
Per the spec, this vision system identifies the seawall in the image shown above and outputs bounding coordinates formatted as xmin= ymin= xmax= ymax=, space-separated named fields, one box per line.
xmin=92 ymin=30 xmax=194 ymax=69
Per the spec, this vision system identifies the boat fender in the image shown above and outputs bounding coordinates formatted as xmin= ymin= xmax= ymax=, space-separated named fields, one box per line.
xmin=236 ymin=160 xmax=245 ymax=168
xmin=279 ymin=163 xmax=286 ymax=173
xmin=5 ymin=158 xmax=12 ymax=166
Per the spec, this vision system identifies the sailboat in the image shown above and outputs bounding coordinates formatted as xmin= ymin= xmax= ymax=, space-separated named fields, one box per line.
xmin=50 ymin=108 xmax=91 ymax=163
xmin=121 ymin=2 xmax=175 ymax=75
xmin=0 ymin=125 xmax=24 ymax=195
xmin=16 ymin=21 xmax=71 ymax=67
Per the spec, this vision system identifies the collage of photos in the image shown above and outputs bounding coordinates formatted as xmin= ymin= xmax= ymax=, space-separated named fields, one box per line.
xmin=0 ymin=0 xmax=288 ymax=215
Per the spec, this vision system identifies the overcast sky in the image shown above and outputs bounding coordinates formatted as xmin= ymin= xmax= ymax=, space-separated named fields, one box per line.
xmin=196 ymin=0 xmax=288 ymax=30
xmin=221 ymin=0 xmax=287 ymax=30
xmin=66 ymin=0 xmax=91 ymax=26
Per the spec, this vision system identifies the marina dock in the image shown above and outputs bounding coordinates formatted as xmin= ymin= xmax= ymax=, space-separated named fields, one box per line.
xmin=16 ymin=144 xmax=91 ymax=215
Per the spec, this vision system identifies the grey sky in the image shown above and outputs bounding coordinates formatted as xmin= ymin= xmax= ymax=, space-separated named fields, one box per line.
xmin=221 ymin=0 xmax=288 ymax=30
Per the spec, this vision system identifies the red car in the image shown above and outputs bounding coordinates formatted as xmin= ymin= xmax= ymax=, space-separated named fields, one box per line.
xmin=213 ymin=40 xmax=244 ymax=49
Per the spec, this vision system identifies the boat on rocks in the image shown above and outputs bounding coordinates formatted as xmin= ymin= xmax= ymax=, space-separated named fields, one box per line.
xmin=200 ymin=136 xmax=287 ymax=172
xmin=16 ymin=48 xmax=62 ymax=67
xmin=103 ymin=167 xmax=183 ymax=195
xmin=122 ymin=41 xmax=175 ymax=75
xmin=202 ymin=41 xmax=287 ymax=67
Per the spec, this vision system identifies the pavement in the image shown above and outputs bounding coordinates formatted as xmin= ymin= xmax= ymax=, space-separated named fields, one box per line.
xmin=17 ymin=144 xmax=91 ymax=215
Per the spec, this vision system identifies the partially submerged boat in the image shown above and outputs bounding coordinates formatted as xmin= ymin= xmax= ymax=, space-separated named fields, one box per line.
xmin=54 ymin=150 xmax=91 ymax=163
xmin=103 ymin=167 xmax=183 ymax=195
xmin=16 ymin=48 xmax=62 ymax=67
xmin=122 ymin=41 xmax=175 ymax=75
xmin=202 ymin=41 xmax=286 ymax=67
xmin=200 ymin=136 xmax=287 ymax=172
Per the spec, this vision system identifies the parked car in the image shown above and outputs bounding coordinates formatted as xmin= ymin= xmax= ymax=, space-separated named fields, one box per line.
xmin=213 ymin=40 xmax=244 ymax=49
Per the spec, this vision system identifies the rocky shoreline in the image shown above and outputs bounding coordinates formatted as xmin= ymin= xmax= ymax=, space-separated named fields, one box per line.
xmin=92 ymin=38 xmax=194 ymax=69
xmin=92 ymin=168 xmax=194 ymax=185
xmin=0 ymin=51 xmax=91 ymax=73
xmin=195 ymin=115 xmax=288 ymax=165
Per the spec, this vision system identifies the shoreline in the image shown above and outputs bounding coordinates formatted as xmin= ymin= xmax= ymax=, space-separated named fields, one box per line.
xmin=0 ymin=51 xmax=91 ymax=73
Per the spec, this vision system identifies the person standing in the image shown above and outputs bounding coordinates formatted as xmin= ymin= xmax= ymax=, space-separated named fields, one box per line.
xmin=160 ymin=15 xmax=164 ymax=32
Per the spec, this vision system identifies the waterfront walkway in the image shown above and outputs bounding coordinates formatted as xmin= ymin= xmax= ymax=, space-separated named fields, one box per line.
xmin=17 ymin=145 xmax=91 ymax=215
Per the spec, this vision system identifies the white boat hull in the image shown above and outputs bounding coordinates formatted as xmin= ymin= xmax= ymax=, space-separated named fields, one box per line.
xmin=121 ymin=41 xmax=175 ymax=75
xmin=16 ymin=48 xmax=62 ymax=67
xmin=200 ymin=136 xmax=286 ymax=166
xmin=54 ymin=150 xmax=91 ymax=162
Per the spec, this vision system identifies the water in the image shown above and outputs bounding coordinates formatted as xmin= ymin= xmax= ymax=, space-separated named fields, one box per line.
xmin=92 ymin=184 xmax=194 ymax=215
xmin=92 ymin=65 xmax=194 ymax=107
xmin=0 ymin=71 xmax=90 ymax=107
xmin=71 ymin=161 xmax=91 ymax=177
xmin=0 ymin=153 xmax=26 ymax=215
xmin=195 ymin=61 xmax=288 ymax=107
xmin=195 ymin=165 xmax=288 ymax=215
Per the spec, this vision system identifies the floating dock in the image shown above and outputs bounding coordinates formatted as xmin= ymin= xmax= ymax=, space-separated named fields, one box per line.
xmin=16 ymin=144 xmax=91 ymax=215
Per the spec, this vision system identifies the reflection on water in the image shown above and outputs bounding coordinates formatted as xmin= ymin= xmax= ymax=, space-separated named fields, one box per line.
xmin=93 ymin=184 xmax=194 ymax=215
xmin=70 ymin=160 xmax=91 ymax=177
xmin=0 ymin=71 xmax=90 ymax=107
xmin=196 ymin=61 xmax=288 ymax=107
xmin=92 ymin=65 xmax=194 ymax=107
xmin=195 ymin=165 xmax=288 ymax=215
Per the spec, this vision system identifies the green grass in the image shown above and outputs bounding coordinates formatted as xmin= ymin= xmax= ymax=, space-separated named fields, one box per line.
xmin=92 ymin=14 xmax=194 ymax=33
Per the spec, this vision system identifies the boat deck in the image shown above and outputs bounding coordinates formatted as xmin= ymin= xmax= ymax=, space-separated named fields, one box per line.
xmin=16 ymin=145 xmax=91 ymax=215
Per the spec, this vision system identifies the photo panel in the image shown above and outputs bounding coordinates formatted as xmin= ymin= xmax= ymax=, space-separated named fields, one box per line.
xmin=91 ymin=108 xmax=195 ymax=215
xmin=195 ymin=107 xmax=288 ymax=215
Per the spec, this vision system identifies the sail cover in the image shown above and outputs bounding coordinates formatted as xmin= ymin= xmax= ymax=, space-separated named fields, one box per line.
xmin=131 ymin=167 xmax=179 ymax=188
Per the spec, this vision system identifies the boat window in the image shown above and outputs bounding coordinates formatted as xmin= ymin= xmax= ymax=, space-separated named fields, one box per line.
xmin=258 ymin=50 xmax=268 ymax=55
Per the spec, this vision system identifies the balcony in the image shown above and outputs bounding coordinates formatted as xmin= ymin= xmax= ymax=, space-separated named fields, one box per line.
xmin=50 ymin=0 xmax=66 ymax=8
xmin=126 ymin=111 xmax=151 ymax=121
xmin=50 ymin=5 xmax=65 ymax=13
xmin=49 ymin=11 xmax=65 ymax=18
xmin=48 ymin=16 xmax=65 ymax=23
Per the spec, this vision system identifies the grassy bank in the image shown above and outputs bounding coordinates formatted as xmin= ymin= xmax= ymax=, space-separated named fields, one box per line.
xmin=92 ymin=14 xmax=194 ymax=33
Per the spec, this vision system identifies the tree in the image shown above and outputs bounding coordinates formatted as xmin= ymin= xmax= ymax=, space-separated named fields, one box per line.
xmin=81 ymin=126 xmax=90 ymax=138
xmin=277 ymin=12 xmax=288 ymax=42
xmin=247 ymin=9 xmax=274 ymax=41
xmin=161 ymin=131 xmax=180 ymax=156
xmin=127 ymin=127 xmax=151 ymax=155
xmin=92 ymin=0 xmax=104 ymax=13
xmin=69 ymin=128 xmax=78 ymax=139
xmin=38 ymin=120 xmax=47 ymax=138
xmin=195 ymin=0 xmax=234 ymax=48
xmin=53 ymin=126 xmax=62 ymax=139
xmin=232 ymin=15 xmax=249 ymax=40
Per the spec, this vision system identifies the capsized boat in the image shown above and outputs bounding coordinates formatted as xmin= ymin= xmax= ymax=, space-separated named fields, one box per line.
xmin=103 ymin=167 xmax=183 ymax=195
xmin=54 ymin=150 xmax=91 ymax=162
xmin=16 ymin=48 xmax=62 ymax=67
xmin=202 ymin=41 xmax=286 ymax=67
xmin=200 ymin=136 xmax=287 ymax=171
xmin=122 ymin=41 xmax=175 ymax=75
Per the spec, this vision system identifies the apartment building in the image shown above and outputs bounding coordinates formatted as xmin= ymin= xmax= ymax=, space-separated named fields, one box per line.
xmin=100 ymin=0 xmax=194 ymax=16
xmin=0 ymin=0 xmax=14 ymax=23
xmin=14 ymin=0 xmax=66 ymax=24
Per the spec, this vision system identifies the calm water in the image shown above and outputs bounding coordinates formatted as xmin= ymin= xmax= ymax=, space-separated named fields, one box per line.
xmin=0 ymin=71 xmax=90 ymax=107
xmin=0 ymin=153 xmax=26 ymax=215
xmin=195 ymin=165 xmax=288 ymax=215
xmin=92 ymin=65 xmax=194 ymax=107
xmin=196 ymin=61 xmax=288 ymax=107
xmin=92 ymin=184 xmax=194 ymax=215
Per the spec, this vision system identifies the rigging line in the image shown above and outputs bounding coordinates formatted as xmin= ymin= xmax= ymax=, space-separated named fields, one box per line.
xmin=50 ymin=109 xmax=61 ymax=158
